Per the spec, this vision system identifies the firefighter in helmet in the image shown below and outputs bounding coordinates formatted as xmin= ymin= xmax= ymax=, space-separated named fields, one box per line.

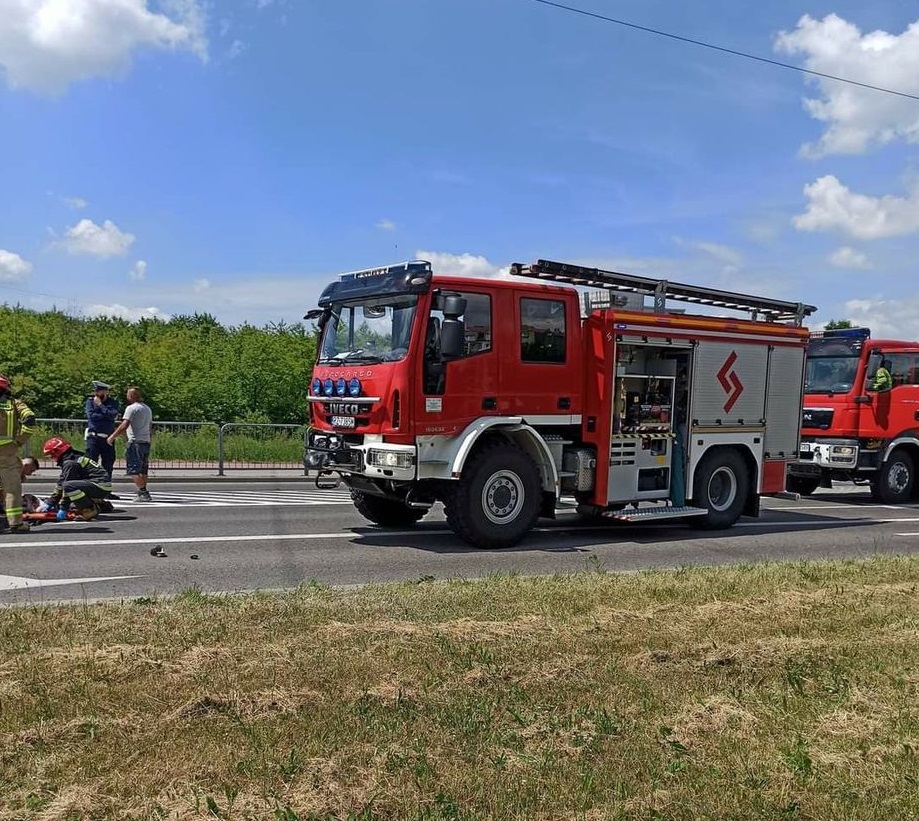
xmin=42 ymin=437 xmax=114 ymax=521
xmin=0 ymin=374 xmax=38 ymax=534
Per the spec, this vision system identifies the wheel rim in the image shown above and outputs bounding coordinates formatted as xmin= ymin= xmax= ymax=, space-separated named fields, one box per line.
xmin=887 ymin=461 xmax=911 ymax=494
xmin=481 ymin=470 xmax=525 ymax=525
xmin=707 ymin=466 xmax=738 ymax=512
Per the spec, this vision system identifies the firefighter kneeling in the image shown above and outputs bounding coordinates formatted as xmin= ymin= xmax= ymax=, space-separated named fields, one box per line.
xmin=42 ymin=437 xmax=113 ymax=521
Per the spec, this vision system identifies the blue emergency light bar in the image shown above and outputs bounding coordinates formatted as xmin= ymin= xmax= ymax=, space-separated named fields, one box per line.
xmin=811 ymin=327 xmax=870 ymax=340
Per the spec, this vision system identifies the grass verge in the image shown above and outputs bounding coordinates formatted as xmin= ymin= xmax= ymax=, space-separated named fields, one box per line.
xmin=1 ymin=557 xmax=917 ymax=820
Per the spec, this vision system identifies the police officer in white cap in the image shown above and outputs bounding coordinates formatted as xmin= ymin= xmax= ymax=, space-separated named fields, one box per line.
xmin=85 ymin=380 xmax=120 ymax=479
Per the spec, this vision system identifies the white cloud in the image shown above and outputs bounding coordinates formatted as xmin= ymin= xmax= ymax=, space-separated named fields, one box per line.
xmin=0 ymin=249 xmax=32 ymax=281
xmin=375 ymin=219 xmax=397 ymax=231
xmin=84 ymin=303 xmax=171 ymax=321
xmin=795 ymin=175 xmax=919 ymax=239
xmin=828 ymin=296 xmax=919 ymax=339
xmin=64 ymin=195 xmax=87 ymax=209
xmin=775 ymin=14 xmax=919 ymax=156
xmin=130 ymin=259 xmax=148 ymax=280
xmin=61 ymin=218 xmax=135 ymax=258
xmin=193 ymin=278 xmax=210 ymax=292
xmin=829 ymin=246 xmax=873 ymax=270
xmin=690 ymin=241 xmax=743 ymax=267
xmin=0 ymin=0 xmax=208 ymax=94
xmin=416 ymin=250 xmax=509 ymax=278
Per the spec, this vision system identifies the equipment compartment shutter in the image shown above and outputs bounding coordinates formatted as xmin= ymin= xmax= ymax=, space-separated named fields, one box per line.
xmin=691 ymin=341 xmax=768 ymax=426
xmin=764 ymin=345 xmax=805 ymax=458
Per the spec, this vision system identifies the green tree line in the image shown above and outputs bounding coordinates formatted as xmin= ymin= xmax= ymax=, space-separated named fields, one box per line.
xmin=0 ymin=306 xmax=317 ymax=424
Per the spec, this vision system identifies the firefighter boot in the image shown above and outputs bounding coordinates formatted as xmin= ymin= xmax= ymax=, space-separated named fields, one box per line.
xmin=76 ymin=506 xmax=99 ymax=521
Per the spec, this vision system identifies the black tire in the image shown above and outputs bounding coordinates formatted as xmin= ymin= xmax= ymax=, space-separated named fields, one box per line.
xmin=786 ymin=476 xmax=820 ymax=496
xmin=444 ymin=440 xmax=542 ymax=549
xmin=690 ymin=449 xmax=750 ymax=530
xmin=351 ymin=490 xmax=426 ymax=527
xmin=870 ymin=449 xmax=915 ymax=504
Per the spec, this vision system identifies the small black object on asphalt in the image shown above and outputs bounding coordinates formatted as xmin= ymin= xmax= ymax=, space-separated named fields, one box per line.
xmin=150 ymin=545 xmax=167 ymax=558
xmin=190 ymin=554 xmax=199 ymax=560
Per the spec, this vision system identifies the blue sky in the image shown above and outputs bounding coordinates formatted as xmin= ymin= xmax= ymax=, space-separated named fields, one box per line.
xmin=2 ymin=0 xmax=919 ymax=336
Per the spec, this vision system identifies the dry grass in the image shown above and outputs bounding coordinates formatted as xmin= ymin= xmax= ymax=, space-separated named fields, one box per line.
xmin=1 ymin=557 xmax=918 ymax=820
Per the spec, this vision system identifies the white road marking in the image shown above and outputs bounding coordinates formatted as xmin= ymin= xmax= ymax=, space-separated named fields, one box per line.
xmin=0 ymin=573 xmax=142 ymax=590
xmin=115 ymin=489 xmax=353 ymax=508
xmin=0 ymin=517 xmax=896 ymax=550
xmin=0 ymin=531 xmax=376 ymax=549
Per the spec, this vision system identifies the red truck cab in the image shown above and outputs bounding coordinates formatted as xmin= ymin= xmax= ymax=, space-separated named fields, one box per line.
xmin=787 ymin=327 xmax=919 ymax=502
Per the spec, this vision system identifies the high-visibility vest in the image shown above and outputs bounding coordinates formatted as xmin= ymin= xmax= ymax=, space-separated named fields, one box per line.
xmin=0 ymin=398 xmax=37 ymax=446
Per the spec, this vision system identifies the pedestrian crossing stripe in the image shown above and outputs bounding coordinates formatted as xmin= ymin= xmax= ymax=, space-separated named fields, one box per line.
xmin=115 ymin=489 xmax=353 ymax=508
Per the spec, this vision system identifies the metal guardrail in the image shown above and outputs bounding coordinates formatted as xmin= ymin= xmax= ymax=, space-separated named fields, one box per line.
xmin=24 ymin=419 xmax=308 ymax=473
xmin=217 ymin=423 xmax=308 ymax=475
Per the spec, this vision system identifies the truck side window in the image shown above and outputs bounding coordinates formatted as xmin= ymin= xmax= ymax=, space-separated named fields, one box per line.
xmin=887 ymin=353 xmax=915 ymax=388
xmin=520 ymin=298 xmax=566 ymax=364
xmin=428 ymin=291 xmax=492 ymax=358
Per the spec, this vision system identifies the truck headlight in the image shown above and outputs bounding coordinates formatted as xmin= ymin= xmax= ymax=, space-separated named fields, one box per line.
xmin=832 ymin=446 xmax=856 ymax=456
xmin=368 ymin=450 xmax=415 ymax=469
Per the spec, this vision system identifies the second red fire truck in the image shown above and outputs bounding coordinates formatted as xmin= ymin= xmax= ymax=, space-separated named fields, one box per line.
xmin=787 ymin=327 xmax=919 ymax=503
xmin=305 ymin=259 xmax=816 ymax=548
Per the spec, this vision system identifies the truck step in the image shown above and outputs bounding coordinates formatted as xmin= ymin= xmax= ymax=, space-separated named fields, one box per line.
xmin=608 ymin=505 xmax=709 ymax=523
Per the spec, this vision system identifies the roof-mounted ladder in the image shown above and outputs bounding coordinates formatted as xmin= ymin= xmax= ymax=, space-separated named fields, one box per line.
xmin=509 ymin=259 xmax=817 ymax=326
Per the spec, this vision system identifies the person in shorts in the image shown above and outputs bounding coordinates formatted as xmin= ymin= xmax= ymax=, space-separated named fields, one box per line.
xmin=107 ymin=386 xmax=153 ymax=502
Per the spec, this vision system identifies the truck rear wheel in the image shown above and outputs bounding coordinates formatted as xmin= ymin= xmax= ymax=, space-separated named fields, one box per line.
xmin=444 ymin=441 xmax=542 ymax=549
xmin=870 ymin=449 xmax=915 ymax=504
xmin=351 ymin=490 xmax=426 ymax=527
xmin=690 ymin=449 xmax=749 ymax=530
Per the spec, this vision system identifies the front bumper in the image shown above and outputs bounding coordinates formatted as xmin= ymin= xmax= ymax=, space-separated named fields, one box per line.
xmin=789 ymin=438 xmax=881 ymax=477
xmin=305 ymin=431 xmax=418 ymax=481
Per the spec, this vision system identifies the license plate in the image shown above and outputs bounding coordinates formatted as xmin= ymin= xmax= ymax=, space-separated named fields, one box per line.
xmin=331 ymin=416 xmax=356 ymax=428
xmin=799 ymin=442 xmax=812 ymax=452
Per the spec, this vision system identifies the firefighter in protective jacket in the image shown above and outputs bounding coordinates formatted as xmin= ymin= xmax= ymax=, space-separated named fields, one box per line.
xmin=0 ymin=374 xmax=37 ymax=534
xmin=42 ymin=437 xmax=113 ymax=521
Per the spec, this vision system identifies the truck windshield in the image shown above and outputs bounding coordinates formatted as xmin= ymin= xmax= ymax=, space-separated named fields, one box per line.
xmin=804 ymin=336 xmax=865 ymax=394
xmin=804 ymin=355 xmax=860 ymax=394
xmin=318 ymin=295 xmax=418 ymax=365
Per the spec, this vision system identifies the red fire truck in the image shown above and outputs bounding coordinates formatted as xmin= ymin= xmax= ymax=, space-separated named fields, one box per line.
xmin=786 ymin=327 xmax=919 ymax=503
xmin=305 ymin=259 xmax=815 ymax=548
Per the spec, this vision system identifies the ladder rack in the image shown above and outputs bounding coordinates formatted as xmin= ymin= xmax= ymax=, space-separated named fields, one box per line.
xmin=509 ymin=259 xmax=817 ymax=325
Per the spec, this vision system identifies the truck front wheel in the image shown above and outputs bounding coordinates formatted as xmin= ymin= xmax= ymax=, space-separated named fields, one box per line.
xmin=690 ymin=449 xmax=750 ymax=530
xmin=351 ymin=490 xmax=426 ymax=527
xmin=871 ymin=449 xmax=915 ymax=504
xmin=444 ymin=441 xmax=542 ymax=549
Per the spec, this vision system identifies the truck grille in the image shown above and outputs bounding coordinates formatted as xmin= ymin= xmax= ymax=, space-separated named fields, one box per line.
xmin=801 ymin=408 xmax=833 ymax=430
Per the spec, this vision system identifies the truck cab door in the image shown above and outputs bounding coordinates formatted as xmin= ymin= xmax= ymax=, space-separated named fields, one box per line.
xmin=862 ymin=350 xmax=919 ymax=433
xmin=414 ymin=289 xmax=499 ymax=435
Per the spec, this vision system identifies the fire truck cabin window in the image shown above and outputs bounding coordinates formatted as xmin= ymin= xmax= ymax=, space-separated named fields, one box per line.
xmin=520 ymin=298 xmax=566 ymax=364
xmin=429 ymin=292 xmax=492 ymax=358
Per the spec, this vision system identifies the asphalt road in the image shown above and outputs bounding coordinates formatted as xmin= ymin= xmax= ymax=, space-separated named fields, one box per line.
xmin=2 ymin=480 xmax=918 ymax=605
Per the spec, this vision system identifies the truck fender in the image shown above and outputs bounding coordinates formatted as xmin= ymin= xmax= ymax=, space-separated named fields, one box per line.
xmin=881 ymin=435 xmax=919 ymax=464
xmin=450 ymin=417 xmax=559 ymax=496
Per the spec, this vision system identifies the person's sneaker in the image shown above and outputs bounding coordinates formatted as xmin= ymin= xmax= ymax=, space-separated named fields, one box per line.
xmin=136 ymin=490 xmax=153 ymax=502
xmin=5 ymin=522 xmax=31 ymax=534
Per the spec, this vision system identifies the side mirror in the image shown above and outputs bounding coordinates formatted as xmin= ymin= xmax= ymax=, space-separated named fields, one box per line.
xmin=442 ymin=295 xmax=467 ymax=318
xmin=440 ymin=318 xmax=465 ymax=360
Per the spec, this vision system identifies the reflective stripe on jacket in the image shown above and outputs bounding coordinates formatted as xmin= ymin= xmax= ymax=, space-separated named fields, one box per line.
xmin=0 ymin=398 xmax=37 ymax=446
